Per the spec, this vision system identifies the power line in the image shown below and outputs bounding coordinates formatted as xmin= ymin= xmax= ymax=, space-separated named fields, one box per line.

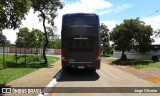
xmin=142 ymin=10 xmax=160 ymax=18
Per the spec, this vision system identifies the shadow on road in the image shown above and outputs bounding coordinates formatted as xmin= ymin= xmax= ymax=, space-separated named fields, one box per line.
xmin=58 ymin=70 xmax=100 ymax=82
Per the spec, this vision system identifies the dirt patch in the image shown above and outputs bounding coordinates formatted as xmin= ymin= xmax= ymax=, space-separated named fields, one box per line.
xmin=101 ymin=58 xmax=160 ymax=84
xmin=114 ymin=65 xmax=160 ymax=84
xmin=144 ymin=77 xmax=160 ymax=84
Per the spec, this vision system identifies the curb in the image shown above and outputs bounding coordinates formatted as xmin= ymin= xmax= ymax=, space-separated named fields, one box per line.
xmin=38 ymin=69 xmax=62 ymax=96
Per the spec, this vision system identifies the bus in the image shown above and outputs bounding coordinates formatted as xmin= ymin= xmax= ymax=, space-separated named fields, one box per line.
xmin=61 ymin=13 xmax=100 ymax=71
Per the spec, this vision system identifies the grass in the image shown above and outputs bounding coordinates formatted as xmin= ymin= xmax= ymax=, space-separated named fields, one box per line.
xmin=0 ymin=55 xmax=59 ymax=86
xmin=103 ymin=56 xmax=119 ymax=63
xmin=0 ymin=54 xmax=44 ymax=69
xmin=131 ymin=61 xmax=160 ymax=69
xmin=103 ymin=56 xmax=160 ymax=69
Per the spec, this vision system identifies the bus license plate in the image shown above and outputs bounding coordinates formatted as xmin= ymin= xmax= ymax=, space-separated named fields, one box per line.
xmin=78 ymin=66 xmax=85 ymax=69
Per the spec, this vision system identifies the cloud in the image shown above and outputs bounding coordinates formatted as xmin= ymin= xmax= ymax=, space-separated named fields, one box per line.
xmin=61 ymin=0 xmax=112 ymax=13
xmin=20 ymin=9 xmax=44 ymax=31
xmin=142 ymin=15 xmax=160 ymax=44
xmin=143 ymin=15 xmax=160 ymax=30
xmin=3 ymin=9 xmax=44 ymax=43
xmin=54 ymin=0 xmax=113 ymax=35
xmin=2 ymin=0 xmax=133 ymax=43
xmin=101 ymin=21 xmax=117 ymax=31
xmin=3 ymin=29 xmax=18 ymax=44
xmin=113 ymin=4 xmax=133 ymax=14
xmin=97 ymin=3 xmax=133 ymax=16
xmin=98 ymin=10 xmax=111 ymax=15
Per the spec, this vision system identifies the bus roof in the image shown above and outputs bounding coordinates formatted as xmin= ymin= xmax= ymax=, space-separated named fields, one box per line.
xmin=63 ymin=13 xmax=98 ymax=17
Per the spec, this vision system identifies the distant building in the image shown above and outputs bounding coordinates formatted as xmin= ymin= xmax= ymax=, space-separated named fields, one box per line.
xmin=113 ymin=44 xmax=160 ymax=61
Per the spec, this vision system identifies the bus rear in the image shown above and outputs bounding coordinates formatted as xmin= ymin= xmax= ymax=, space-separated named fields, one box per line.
xmin=61 ymin=13 xmax=100 ymax=71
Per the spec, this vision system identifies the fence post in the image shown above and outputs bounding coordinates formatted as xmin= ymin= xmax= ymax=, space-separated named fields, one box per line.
xmin=25 ymin=48 xmax=26 ymax=64
xmin=41 ymin=48 xmax=42 ymax=60
xmin=15 ymin=45 xmax=17 ymax=65
xmin=36 ymin=47 xmax=38 ymax=61
xmin=2 ymin=44 xmax=6 ymax=68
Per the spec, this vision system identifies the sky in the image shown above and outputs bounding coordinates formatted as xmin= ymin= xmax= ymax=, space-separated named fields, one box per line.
xmin=3 ymin=0 xmax=160 ymax=44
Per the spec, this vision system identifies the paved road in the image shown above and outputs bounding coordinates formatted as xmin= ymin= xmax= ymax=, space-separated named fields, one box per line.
xmin=49 ymin=61 xmax=160 ymax=96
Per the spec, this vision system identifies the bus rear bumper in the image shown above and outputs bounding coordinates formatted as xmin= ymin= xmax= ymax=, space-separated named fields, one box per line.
xmin=62 ymin=60 xmax=100 ymax=70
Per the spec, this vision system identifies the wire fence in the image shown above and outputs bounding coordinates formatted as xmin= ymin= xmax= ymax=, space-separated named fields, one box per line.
xmin=0 ymin=44 xmax=43 ymax=69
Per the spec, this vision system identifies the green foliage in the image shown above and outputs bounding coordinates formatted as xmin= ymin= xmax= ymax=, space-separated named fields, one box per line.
xmin=154 ymin=29 xmax=160 ymax=38
xmin=30 ymin=0 xmax=64 ymax=64
xmin=111 ymin=59 xmax=160 ymax=69
xmin=100 ymin=23 xmax=110 ymax=47
xmin=107 ymin=46 xmax=114 ymax=54
xmin=0 ymin=55 xmax=40 ymax=69
xmin=15 ymin=27 xmax=30 ymax=47
xmin=0 ymin=0 xmax=31 ymax=31
xmin=30 ymin=0 xmax=63 ymax=25
xmin=110 ymin=18 xmax=154 ymax=59
xmin=100 ymin=23 xmax=110 ymax=56
xmin=0 ymin=56 xmax=59 ymax=85
xmin=48 ymin=39 xmax=61 ymax=49
xmin=15 ymin=28 xmax=44 ymax=48
xmin=30 ymin=28 xmax=45 ymax=48
xmin=0 ymin=33 xmax=10 ymax=45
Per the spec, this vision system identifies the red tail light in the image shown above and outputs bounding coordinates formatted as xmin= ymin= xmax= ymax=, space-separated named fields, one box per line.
xmin=61 ymin=48 xmax=68 ymax=61
xmin=95 ymin=48 xmax=101 ymax=61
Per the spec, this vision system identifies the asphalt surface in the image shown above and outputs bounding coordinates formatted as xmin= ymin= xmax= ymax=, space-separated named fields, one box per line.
xmin=49 ymin=61 xmax=160 ymax=96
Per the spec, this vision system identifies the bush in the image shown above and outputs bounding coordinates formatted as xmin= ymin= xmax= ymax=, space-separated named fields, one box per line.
xmin=152 ymin=56 xmax=159 ymax=62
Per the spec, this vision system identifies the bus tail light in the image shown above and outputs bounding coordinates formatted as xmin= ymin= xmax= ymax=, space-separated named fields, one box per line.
xmin=95 ymin=48 xmax=100 ymax=61
xmin=61 ymin=48 xmax=68 ymax=61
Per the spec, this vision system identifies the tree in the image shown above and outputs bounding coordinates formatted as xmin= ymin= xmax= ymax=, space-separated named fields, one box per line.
xmin=15 ymin=27 xmax=30 ymax=47
xmin=154 ymin=29 xmax=160 ymax=38
xmin=110 ymin=18 xmax=154 ymax=59
xmin=16 ymin=28 xmax=44 ymax=48
xmin=0 ymin=33 xmax=10 ymax=45
xmin=30 ymin=0 xmax=63 ymax=64
xmin=47 ymin=26 xmax=58 ymax=40
xmin=100 ymin=23 xmax=110 ymax=56
xmin=0 ymin=0 xmax=31 ymax=32
xmin=48 ymin=38 xmax=61 ymax=49
xmin=31 ymin=29 xmax=44 ymax=48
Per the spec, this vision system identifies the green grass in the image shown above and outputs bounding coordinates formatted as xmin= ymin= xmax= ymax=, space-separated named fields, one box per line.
xmin=0 ymin=55 xmax=59 ymax=86
xmin=103 ymin=56 xmax=160 ymax=69
xmin=0 ymin=54 xmax=44 ymax=69
xmin=103 ymin=56 xmax=119 ymax=63
xmin=101 ymin=53 xmax=113 ymax=57
xmin=131 ymin=61 xmax=160 ymax=69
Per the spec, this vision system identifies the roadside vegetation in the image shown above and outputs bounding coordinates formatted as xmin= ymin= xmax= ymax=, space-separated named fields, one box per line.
xmin=0 ymin=55 xmax=59 ymax=86
xmin=104 ymin=56 xmax=160 ymax=69
xmin=0 ymin=54 xmax=41 ymax=69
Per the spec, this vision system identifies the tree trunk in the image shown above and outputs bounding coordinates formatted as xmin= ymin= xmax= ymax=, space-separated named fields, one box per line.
xmin=121 ymin=50 xmax=126 ymax=60
xmin=42 ymin=12 xmax=48 ymax=64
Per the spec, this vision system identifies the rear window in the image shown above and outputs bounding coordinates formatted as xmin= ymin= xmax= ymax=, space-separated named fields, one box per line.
xmin=67 ymin=37 xmax=95 ymax=52
xmin=63 ymin=14 xmax=98 ymax=26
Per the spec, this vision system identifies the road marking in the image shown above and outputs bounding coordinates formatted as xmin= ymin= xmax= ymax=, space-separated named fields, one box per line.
xmin=38 ymin=69 xmax=62 ymax=96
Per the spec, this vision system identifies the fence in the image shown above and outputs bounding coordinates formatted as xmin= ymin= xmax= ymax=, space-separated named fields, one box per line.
xmin=0 ymin=44 xmax=61 ymax=69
